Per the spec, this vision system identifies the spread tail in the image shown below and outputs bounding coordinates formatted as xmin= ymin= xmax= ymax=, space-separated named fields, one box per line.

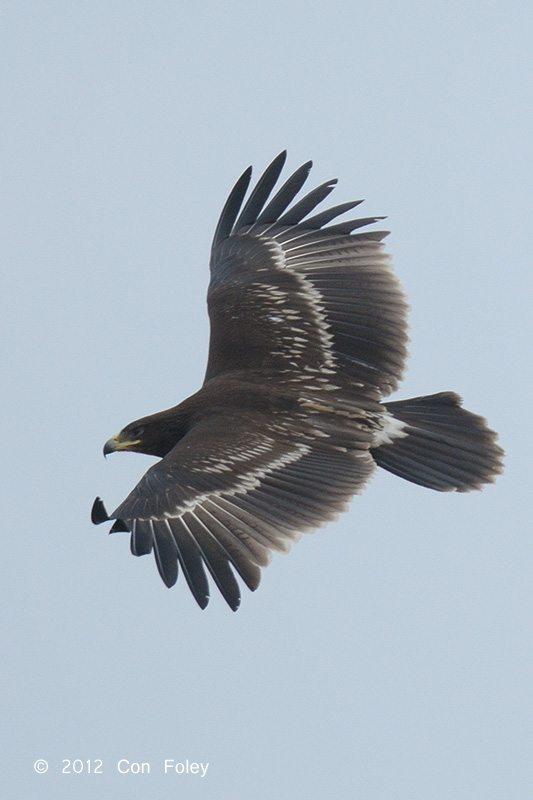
xmin=371 ymin=392 xmax=504 ymax=492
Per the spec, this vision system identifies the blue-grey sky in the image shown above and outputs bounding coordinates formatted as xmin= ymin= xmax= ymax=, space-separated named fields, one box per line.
xmin=2 ymin=2 xmax=531 ymax=798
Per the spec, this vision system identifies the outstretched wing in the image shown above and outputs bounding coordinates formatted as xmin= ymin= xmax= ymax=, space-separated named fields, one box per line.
xmin=99 ymin=414 xmax=375 ymax=610
xmin=205 ymin=152 xmax=409 ymax=399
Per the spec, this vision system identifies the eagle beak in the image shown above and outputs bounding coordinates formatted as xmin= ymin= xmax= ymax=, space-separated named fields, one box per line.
xmin=103 ymin=433 xmax=142 ymax=457
xmin=103 ymin=435 xmax=120 ymax=457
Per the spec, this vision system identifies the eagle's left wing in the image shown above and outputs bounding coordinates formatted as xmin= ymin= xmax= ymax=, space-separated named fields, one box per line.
xmin=92 ymin=413 xmax=375 ymax=610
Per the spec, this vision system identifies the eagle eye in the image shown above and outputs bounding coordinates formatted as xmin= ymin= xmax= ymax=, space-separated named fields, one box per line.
xmin=130 ymin=425 xmax=145 ymax=439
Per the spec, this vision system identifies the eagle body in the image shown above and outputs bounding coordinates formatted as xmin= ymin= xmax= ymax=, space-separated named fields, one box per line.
xmin=93 ymin=152 xmax=503 ymax=610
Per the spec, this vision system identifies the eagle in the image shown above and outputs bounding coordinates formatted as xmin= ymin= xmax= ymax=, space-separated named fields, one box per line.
xmin=92 ymin=152 xmax=503 ymax=610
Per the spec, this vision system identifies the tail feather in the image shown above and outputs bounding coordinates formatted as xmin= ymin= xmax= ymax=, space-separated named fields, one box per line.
xmin=371 ymin=392 xmax=504 ymax=492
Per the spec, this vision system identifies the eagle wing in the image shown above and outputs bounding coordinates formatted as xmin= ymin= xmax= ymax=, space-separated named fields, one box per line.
xmin=204 ymin=151 xmax=409 ymax=399
xmin=103 ymin=414 xmax=375 ymax=610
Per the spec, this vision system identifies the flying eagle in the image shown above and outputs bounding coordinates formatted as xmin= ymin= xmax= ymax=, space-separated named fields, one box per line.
xmin=92 ymin=152 xmax=503 ymax=610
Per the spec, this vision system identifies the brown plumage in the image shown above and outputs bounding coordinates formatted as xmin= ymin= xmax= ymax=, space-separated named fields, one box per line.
xmin=92 ymin=152 xmax=503 ymax=610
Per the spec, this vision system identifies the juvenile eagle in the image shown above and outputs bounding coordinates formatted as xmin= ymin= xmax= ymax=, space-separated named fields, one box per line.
xmin=92 ymin=152 xmax=503 ymax=610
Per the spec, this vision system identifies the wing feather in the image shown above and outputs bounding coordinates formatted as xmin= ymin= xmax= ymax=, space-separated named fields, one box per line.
xmin=254 ymin=161 xmax=313 ymax=226
xmin=233 ymin=151 xmax=287 ymax=232
xmin=207 ymin=157 xmax=408 ymax=397
xmin=302 ymin=200 xmax=364 ymax=228
xmin=130 ymin=518 xmax=153 ymax=556
xmin=211 ymin=165 xmax=252 ymax=249
xmin=107 ymin=417 xmax=375 ymax=609
xmin=167 ymin=517 xmax=211 ymax=608
xmin=179 ymin=513 xmax=243 ymax=610
xmin=275 ymin=180 xmax=337 ymax=226
xmin=151 ymin=519 xmax=179 ymax=587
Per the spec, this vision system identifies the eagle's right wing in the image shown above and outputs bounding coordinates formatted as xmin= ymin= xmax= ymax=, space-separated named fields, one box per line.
xmin=204 ymin=152 xmax=409 ymax=400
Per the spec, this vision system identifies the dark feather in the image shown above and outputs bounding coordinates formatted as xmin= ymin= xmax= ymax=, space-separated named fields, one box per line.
xmin=91 ymin=497 xmax=109 ymax=524
xmin=233 ymin=151 xmax=287 ymax=232
xmin=109 ymin=519 xmax=130 ymax=533
xmin=303 ymin=200 xmax=364 ymax=229
xmin=276 ymin=180 xmax=337 ymax=225
xmin=211 ymin=165 xmax=252 ymax=249
xmin=254 ymin=161 xmax=313 ymax=225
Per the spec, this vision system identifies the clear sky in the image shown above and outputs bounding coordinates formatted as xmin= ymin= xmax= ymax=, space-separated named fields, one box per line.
xmin=2 ymin=2 xmax=531 ymax=798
